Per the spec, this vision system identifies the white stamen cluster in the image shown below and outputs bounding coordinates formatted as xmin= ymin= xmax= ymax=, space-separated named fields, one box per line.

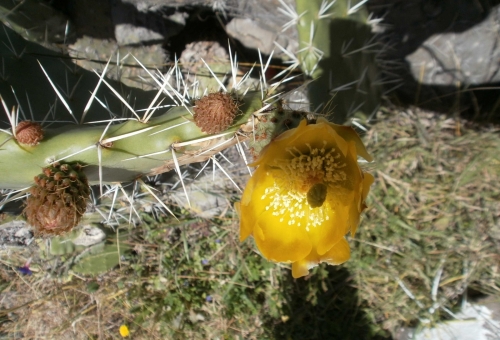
xmin=261 ymin=181 xmax=330 ymax=232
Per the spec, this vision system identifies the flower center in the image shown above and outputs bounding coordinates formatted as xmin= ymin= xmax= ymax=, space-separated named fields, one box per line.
xmin=261 ymin=141 xmax=347 ymax=231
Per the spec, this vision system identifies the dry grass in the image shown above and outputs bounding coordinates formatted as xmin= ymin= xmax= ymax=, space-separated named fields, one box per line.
xmin=0 ymin=262 xmax=133 ymax=339
xmin=348 ymin=107 xmax=500 ymax=333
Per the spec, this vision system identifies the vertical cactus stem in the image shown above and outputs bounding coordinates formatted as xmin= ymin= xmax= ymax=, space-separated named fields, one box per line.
xmin=288 ymin=0 xmax=381 ymax=121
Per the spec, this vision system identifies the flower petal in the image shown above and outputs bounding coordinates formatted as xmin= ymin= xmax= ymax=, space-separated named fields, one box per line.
xmin=291 ymin=237 xmax=351 ymax=278
xmin=321 ymin=237 xmax=351 ymax=265
xmin=321 ymin=117 xmax=373 ymax=162
xmin=310 ymin=200 xmax=350 ymax=255
xmin=249 ymin=119 xmax=309 ymax=167
xmin=252 ymin=120 xmax=349 ymax=166
xmin=238 ymin=117 xmax=373 ymax=278
xmin=361 ymin=172 xmax=375 ymax=203
xmin=254 ymin=209 xmax=312 ymax=262
xmin=292 ymin=259 xmax=312 ymax=278
xmin=238 ymin=167 xmax=269 ymax=241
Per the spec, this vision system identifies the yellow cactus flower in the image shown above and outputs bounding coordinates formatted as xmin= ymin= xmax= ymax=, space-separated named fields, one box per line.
xmin=237 ymin=118 xmax=374 ymax=278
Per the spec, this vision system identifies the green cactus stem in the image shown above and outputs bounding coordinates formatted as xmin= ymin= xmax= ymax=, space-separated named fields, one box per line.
xmin=293 ymin=0 xmax=382 ymax=123
xmin=0 ymin=90 xmax=266 ymax=189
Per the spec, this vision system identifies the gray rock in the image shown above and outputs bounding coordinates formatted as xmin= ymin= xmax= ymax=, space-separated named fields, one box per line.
xmin=0 ymin=220 xmax=34 ymax=247
xmin=72 ymin=225 xmax=106 ymax=247
xmin=395 ymin=302 xmax=500 ymax=340
xmin=69 ymin=36 xmax=168 ymax=90
xmin=226 ymin=18 xmax=294 ymax=56
xmin=111 ymin=1 xmax=187 ymax=45
xmin=118 ymin=0 xmax=299 ymax=57
xmin=406 ymin=6 xmax=500 ymax=86
xmin=114 ymin=23 xmax=165 ymax=45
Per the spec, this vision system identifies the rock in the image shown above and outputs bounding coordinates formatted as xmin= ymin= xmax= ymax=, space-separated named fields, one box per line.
xmin=226 ymin=18 xmax=292 ymax=56
xmin=406 ymin=5 xmax=500 ymax=86
xmin=111 ymin=1 xmax=187 ymax=45
xmin=72 ymin=225 xmax=106 ymax=247
xmin=395 ymin=301 xmax=500 ymax=340
xmin=369 ymin=0 xmax=500 ymax=116
xmin=0 ymin=220 xmax=34 ymax=247
xmin=69 ymin=36 xmax=168 ymax=90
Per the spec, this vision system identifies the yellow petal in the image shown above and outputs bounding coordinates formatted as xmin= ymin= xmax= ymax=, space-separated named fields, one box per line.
xmin=254 ymin=210 xmax=312 ymax=262
xmin=291 ymin=238 xmax=351 ymax=278
xmin=308 ymin=201 xmax=350 ymax=255
xmin=321 ymin=237 xmax=351 ymax=265
xmin=249 ymin=119 xmax=309 ymax=167
xmin=253 ymin=119 xmax=349 ymax=166
xmin=238 ymin=167 xmax=270 ymax=242
xmin=292 ymin=259 xmax=311 ymax=278
xmin=361 ymin=172 xmax=375 ymax=203
xmin=119 ymin=325 xmax=130 ymax=338
xmin=321 ymin=117 xmax=373 ymax=162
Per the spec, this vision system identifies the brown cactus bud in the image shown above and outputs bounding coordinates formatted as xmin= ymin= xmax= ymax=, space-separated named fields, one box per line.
xmin=24 ymin=162 xmax=90 ymax=237
xmin=15 ymin=121 xmax=44 ymax=146
xmin=193 ymin=92 xmax=240 ymax=134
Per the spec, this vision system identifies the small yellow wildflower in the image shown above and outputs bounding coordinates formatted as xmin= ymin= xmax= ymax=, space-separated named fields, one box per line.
xmin=236 ymin=118 xmax=374 ymax=278
xmin=119 ymin=325 xmax=130 ymax=338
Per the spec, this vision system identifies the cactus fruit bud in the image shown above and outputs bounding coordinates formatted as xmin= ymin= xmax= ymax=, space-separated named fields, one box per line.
xmin=15 ymin=121 xmax=44 ymax=146
xmin=193 ymin=92 xmax=241 ymax=134
xmin=24 ymin=162 xmax=90 ymax=236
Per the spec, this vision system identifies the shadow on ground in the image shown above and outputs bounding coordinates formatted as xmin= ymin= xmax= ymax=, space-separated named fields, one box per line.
xmin=265 ymin=266 xmax=391 ymax=340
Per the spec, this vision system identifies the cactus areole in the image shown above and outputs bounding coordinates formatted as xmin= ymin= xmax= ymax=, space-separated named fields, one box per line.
xmin=15 ymin=121 xmax=44 ymax=146
xmin=193 ymin=92 xmax=241 ymax=134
